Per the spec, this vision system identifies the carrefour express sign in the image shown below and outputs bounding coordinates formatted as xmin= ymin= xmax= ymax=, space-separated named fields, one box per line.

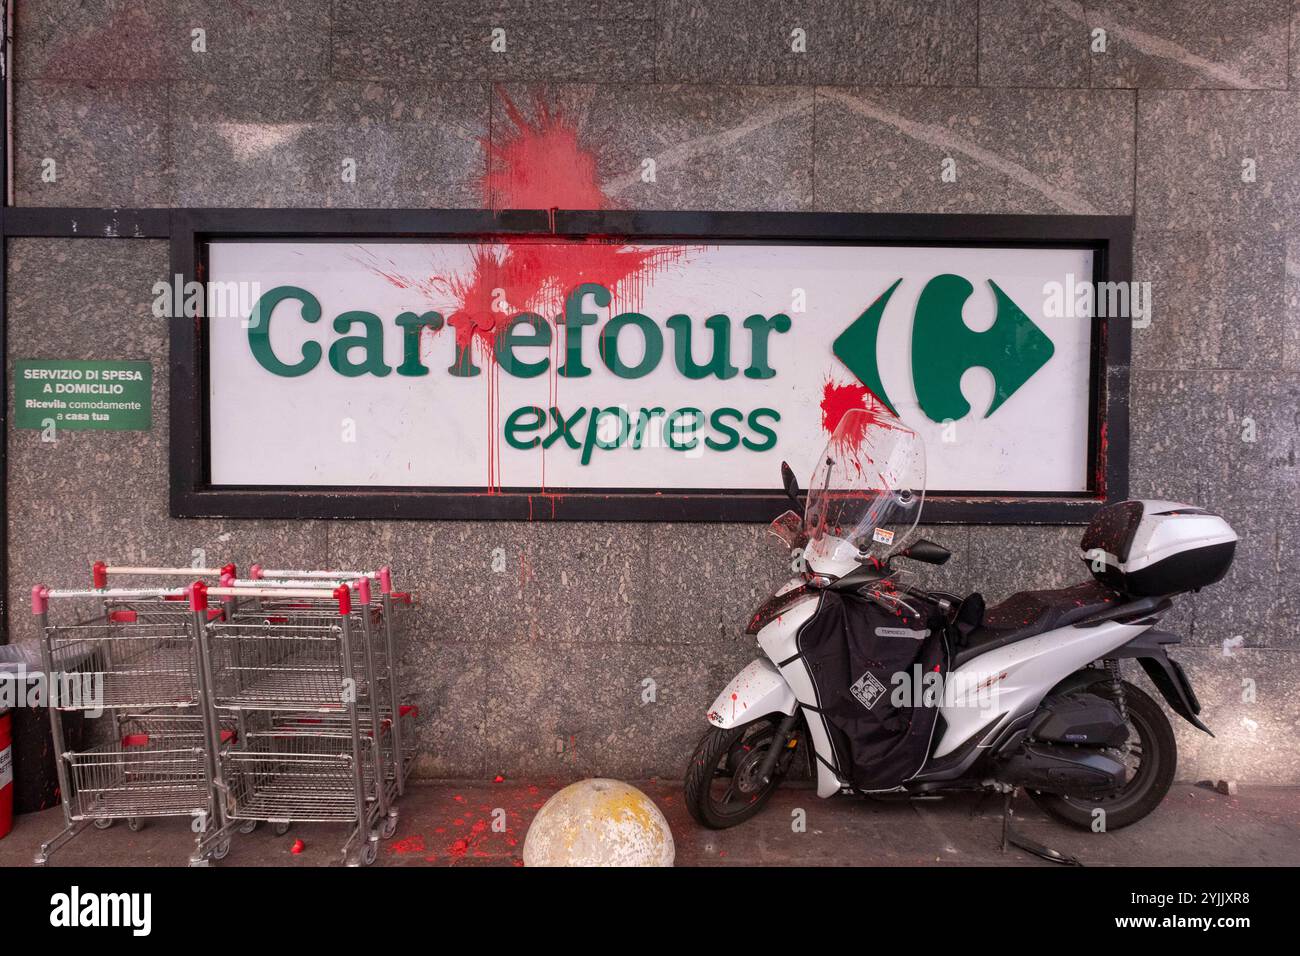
xmin=205 ymin=239 xmax=1099 ymax=499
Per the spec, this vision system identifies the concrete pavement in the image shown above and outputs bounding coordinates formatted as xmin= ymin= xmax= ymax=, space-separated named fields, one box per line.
xmin=2 ymin=780 xmax=1296 ymax=867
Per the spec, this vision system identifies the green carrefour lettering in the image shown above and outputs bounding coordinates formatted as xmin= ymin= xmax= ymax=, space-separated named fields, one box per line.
xmin=496 ymin=313 xmax=551 ymax=378
xmin=542 ymin=406 xmax=586 ymax=449
xmin=394 ymin=311 xmax=443 ymax=376
xmin=448 ymin=332 xmax=481 ymax=378
xmin=581 ymin=407 xmax=631 ymax=465
xmin=248 ymin=285 xmax=322 ymax=377
xmin=666 ymin=407 xmax=704 ymax=450
xmin=245 ymin=283 xmax=795 ymax=385
xmin=741 ymin=313 xmax=791 ymax=379
xmin=505 ymin=405 xmax=547 ymax=449
xmin=666 ymin=314 xmax=737 ymax=380
xmin=558 ymin=282 xmax=609 ymax=378
xmin=599 ymin=312 xmax=663 ymax=378
xmin=705 ymin=407 xmax=744 ymax=451
xmin=328 ymin=311 xmax=391 ymax=377
xmin=743 ymin=408 xmax=780 ymax=451
xmin=911 ymin=275 xmax=1055 ymax=421
xmin=631 ymin=407 xmax=665 ymax=449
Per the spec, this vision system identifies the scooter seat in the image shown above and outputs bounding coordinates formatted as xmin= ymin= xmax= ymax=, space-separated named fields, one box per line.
xmin=954 ymin=581 xmax=1123 ymax=666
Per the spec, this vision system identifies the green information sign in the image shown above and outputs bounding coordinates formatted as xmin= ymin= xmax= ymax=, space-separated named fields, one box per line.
xmin=14 ymin=359 xmax=152 ymax=431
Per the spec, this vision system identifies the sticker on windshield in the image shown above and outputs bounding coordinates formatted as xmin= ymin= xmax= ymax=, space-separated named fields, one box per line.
xmin=872 ymin=527 xmax=895 ymax=545
xmin=850 ymin=671 xmax=888 ymax=711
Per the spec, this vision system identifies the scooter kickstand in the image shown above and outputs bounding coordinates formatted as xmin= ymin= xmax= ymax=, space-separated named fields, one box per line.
xmin=1000 ymin=788 xmax=1082 ymax=867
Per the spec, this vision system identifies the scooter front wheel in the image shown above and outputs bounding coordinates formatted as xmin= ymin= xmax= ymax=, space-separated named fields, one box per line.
xmin=685 ymin=718 xmax=790 ymax=829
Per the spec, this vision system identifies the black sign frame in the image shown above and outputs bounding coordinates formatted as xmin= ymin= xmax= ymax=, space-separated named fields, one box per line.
xmin=166 ymin=208 xmax=1132 ymax=524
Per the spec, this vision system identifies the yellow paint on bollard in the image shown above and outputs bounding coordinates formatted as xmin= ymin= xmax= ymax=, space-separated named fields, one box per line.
xmin=522 ymin=779 xmax=674 ymax=867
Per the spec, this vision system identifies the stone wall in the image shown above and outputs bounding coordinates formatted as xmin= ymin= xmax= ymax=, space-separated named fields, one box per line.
xmin=5 ymin=1 xmax=1298 ymax=782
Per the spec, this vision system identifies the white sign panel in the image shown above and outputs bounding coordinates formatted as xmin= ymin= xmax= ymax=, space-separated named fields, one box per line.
xmin=206 ymin=240 xmax=1096 ymax=494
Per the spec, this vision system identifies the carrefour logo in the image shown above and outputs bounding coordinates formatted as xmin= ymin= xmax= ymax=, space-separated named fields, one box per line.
xmin=833 ymin=275 xmax=1055 ymax=423
xmin=240 ymin=272 xmax=1055 ymax=465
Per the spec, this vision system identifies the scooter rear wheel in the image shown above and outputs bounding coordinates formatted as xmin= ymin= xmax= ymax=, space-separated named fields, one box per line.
xmin=685 ymin=718 xmax=790 ymax=829
xmin=1027 ymin=681 xmax=1176 ymax=830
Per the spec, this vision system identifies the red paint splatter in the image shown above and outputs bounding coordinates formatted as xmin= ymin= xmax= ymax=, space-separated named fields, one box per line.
xmin=42 ymin=7 xmax=171 ymax=79
xmin=388 ymin=834 xmax=426 ymax=855
xmin=819 ymin=378 xmax=903 ymax=450
xmin=1096 ymin=418 xmax=1109 ymax=494
xmin=448 ymin=819 xmax=490 ymax=859
xmin=364 ymin=88 xmax=699 ymax=492
xmin=485 ymin=96 xmax=607 ymax=210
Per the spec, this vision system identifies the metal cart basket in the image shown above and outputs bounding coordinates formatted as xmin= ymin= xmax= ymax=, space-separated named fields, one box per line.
xmin=31 ymin=563 xmax=416 ymax=867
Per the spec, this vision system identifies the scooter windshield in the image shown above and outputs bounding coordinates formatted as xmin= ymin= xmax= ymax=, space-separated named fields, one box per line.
xmin=804 ymin=407 xmax=926 ymax=564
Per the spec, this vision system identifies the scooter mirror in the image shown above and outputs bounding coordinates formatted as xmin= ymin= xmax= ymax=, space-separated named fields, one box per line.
xmin=780 ymin=461 xmax=801 ymax=504
xmin=894 ymin=538 xmax=951 ymax=566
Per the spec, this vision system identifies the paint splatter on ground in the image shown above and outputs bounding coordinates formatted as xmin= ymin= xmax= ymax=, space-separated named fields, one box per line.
xmin=391 ymin=785 xmax=561 ymax=865
xmin=3 ymin=780 xmax=1292 ymax=867
xmin=387 ymin=834 xmax=426 ymax=856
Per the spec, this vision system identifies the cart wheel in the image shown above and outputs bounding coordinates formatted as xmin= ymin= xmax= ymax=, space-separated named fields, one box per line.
xmin=127 ymin=817 xmax=144 ymax=833
xmin=237 ymin=819 xmax=259 ymax=834
xmin=381 ymin=814 xmax=398 ymax=840
xmin=93 ymin=818 xmax=114 ymax=830
xmin=362 ymin=840 xmax=378 ymax=866
xmin=273 ymin=821 xmax=291 ymax=837
xmin=211 ymin=839 xmax=231 ymax=862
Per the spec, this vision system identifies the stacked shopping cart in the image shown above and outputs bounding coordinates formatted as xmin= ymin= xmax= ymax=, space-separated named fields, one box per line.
xmin=30 ymin=562 xmax=416 ymax=867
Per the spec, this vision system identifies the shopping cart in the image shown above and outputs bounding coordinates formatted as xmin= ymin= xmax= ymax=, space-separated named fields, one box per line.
xmin=246 ymin=566 xmax=416 ymax=790
xmin=30 ymin=583 xmax=233 ymax=864
xmin=90 ymin=561 xmax=237 ymax=591
xmin=194 ymin=581 xmax=392 ymax=866
xmin=62 ymin=713 xmax=235 ymax=826
xmin=31 ymin=562 xmax=416 ymax=867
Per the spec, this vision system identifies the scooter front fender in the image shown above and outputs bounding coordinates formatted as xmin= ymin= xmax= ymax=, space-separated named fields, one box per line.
xmin=706 ymin=657 xmax=797 ymax=730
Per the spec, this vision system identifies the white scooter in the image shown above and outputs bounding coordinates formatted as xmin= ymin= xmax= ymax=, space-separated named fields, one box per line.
xmin=686 ymin=408 xmax=1236 ymax=853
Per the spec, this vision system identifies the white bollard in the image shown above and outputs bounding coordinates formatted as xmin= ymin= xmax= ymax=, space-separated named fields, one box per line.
xmin=522 ymin=779 xmax=675 ymax=867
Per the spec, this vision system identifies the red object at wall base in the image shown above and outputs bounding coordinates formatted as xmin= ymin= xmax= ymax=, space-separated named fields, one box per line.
xmin=0 ymin=711 xmax=14 ymax=840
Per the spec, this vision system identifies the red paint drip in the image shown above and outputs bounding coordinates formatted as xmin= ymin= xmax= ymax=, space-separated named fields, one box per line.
xmin=364 ymin=89 xmax=698 ymax=493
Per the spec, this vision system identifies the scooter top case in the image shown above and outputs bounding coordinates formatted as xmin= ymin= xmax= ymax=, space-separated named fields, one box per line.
xmin=1080 ymin=499 xmax=1237 ymax=598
